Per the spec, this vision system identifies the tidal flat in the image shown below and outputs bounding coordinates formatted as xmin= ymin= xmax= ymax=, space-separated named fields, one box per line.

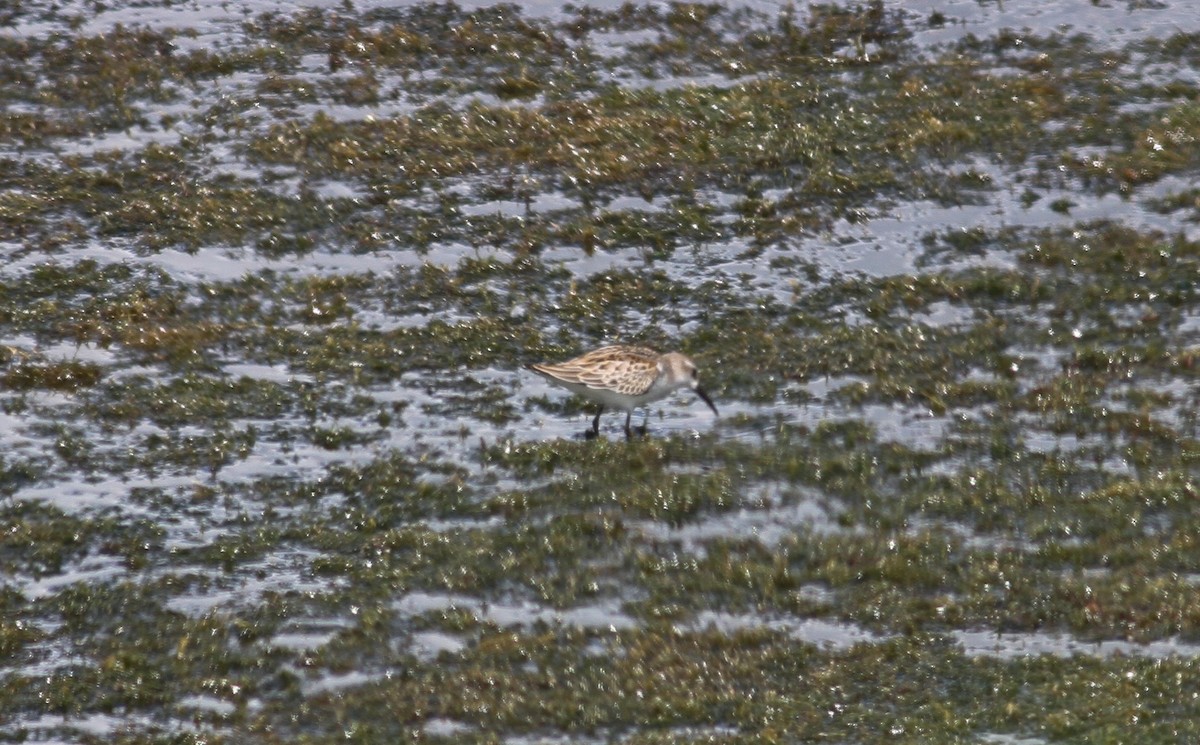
xmin=2 ymin=0 xmax=1200 ymax=742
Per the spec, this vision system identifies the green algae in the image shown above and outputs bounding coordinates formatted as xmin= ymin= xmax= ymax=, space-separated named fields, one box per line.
xmin=2 ymin=1 xmax=1200 ymax=743
xmin=246 ymin=64 xmax=1045 ymax=228
xmin=251 ymin=631 xmax=1200 ymax=743
xmin=2 ymin=358 xmax=102 ymax=391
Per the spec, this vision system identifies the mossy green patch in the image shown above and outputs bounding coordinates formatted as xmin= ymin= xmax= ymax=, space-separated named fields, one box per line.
xmin=3 ymin=1 xmax=1200 ymax=743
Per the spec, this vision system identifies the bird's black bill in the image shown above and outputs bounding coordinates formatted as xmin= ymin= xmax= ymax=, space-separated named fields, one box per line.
xmin=695 ymin=386 xmax=719 ymax=416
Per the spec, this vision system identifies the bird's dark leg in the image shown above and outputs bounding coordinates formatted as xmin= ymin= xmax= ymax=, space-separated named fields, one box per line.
xmin=623 ymin=411 xmax=633 ymax=439
xmin=629 ymin=410 xmax=648 ymax=437
xmin=586 ymin=407 xmax=603 ymax=439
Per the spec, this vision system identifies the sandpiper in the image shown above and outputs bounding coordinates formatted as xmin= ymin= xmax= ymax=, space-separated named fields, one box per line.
xmin=527 ymin=345 xmax=718 ymax=437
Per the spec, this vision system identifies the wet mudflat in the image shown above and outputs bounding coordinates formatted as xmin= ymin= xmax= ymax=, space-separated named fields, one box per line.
xmin=2 ymin=0 xmax=1200 ymax=742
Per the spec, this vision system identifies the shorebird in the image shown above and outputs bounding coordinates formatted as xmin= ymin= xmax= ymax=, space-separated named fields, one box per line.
xmin=527 ymin=345 xmax=718 ymax=437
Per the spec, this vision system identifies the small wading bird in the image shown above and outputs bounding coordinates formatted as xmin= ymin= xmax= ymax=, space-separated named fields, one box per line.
xmin=527 ymin=345 xmax=718 ymax=438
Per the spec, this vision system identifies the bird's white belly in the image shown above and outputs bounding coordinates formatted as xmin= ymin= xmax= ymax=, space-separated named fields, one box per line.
xmin=555 ymin=380 xmax=672 ymax=411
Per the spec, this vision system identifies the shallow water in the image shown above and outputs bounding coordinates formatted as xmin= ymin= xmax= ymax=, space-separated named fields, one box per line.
xmin=3 ymin=0 xmax=1200 ymax=742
